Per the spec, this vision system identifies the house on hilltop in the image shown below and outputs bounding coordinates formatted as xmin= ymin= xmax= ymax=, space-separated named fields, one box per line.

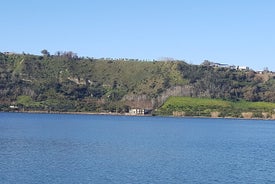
xmin=237 ymin=66 xmax=249 ymax=71
xmin=202 ymin=60 xmax=249 ymax=71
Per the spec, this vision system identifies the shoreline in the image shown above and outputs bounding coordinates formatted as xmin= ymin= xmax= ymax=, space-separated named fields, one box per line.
xmin=2 ymin=110 xmax=153 ymax=117
xmin=2 ymin=110 xmax=275 ymax=121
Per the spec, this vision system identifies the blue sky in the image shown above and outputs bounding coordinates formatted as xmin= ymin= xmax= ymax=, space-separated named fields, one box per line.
xmin=1 ymin=0 xmax=275 ymax=71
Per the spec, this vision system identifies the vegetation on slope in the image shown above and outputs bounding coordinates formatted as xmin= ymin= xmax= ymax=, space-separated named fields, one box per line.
xmin=157 ymin=96 xmax=275 ymax=118
xmin=1 ymin=51 xmax=275 ymax=115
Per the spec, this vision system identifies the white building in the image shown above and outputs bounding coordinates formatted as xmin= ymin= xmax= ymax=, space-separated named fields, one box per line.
xmin=238 ymin=66 xmax=249 ymax=71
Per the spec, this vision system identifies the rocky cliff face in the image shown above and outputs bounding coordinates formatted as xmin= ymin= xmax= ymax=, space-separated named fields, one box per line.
xmin=123 ymin=85 xmax=194 ymax=109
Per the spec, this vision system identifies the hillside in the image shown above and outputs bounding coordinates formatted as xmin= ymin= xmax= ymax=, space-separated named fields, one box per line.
xmin=157 ymin=96 xmax=275 ymax=119
xmin=1 ymin=51 xmax=275 ymax=114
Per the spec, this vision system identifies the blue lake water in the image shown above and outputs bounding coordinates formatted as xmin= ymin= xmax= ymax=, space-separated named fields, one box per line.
xmin=1 ymin=112 xmax=275 ymax=184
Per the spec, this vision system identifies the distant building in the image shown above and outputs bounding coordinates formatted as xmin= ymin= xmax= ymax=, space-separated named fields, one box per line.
xmin=129 ymin=108 xmax=151 ymax=115
xmin=206 ymin=62 xmax=231 ymax=69
xmin=9 ymin=105 xmax=19 ymax=110
xmin=204 ymin=61 xmax=249 ymax=71
xmin=230 ymin=65 xmax=237 ymax=70
xmin=238 ymin=66 xmax=249 ymax=71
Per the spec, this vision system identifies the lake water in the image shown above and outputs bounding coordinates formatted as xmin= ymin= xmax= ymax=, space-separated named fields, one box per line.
xmin=1 ymin=113 xmax=275 ymax=184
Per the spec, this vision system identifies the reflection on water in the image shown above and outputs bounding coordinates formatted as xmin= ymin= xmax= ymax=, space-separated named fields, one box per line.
xmin=1 ymin=113 xmax=275 ymax=183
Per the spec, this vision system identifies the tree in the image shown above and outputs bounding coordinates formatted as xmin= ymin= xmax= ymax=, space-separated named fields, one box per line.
xmin=201 ymin=60 xmax=211 ymax=66
xmin=41 ymin=49 xmax=50 ymax=57
xmin=17 ymin=95 xmax=35 ymax=110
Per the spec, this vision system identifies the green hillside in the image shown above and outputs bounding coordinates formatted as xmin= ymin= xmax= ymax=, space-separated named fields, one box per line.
xmin=157 ymin=96 xmax=275 ymax=119
xmin=1 ymin=51 xmax=275 ymax=115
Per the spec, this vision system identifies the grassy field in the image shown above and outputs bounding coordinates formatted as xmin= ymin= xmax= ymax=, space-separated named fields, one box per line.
xmin=157 ymin=96 xmax=275 ymax=118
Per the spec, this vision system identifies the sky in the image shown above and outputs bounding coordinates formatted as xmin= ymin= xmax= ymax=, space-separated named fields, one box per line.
xmin=1 ymin=0 xmax=275 ymax=71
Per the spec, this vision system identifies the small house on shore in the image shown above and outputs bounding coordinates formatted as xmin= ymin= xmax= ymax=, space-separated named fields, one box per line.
xmin=128 ymin=108 xmax=151 ymax=115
